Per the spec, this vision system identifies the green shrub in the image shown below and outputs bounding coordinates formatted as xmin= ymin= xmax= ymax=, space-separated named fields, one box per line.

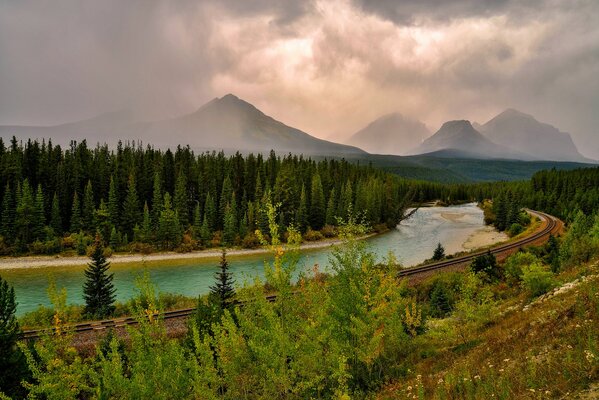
xmin=241 ymin=232 xmax=261 ymax=249
xmin=303 ymin=229 xmax=324 ymax=241
xmin=508 ymin=223 xmax=524 ymax=237
xmin=521 ymin=262 xmax=556 ymax=297
xmin=503 ymin=252 xmax=539 ymax=286
xmin=321 ymin=225 xmax=337 ymax=238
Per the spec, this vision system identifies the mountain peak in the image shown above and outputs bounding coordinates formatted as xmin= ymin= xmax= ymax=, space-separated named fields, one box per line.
xmin=346 ymin=112 xmax=430 ymax=155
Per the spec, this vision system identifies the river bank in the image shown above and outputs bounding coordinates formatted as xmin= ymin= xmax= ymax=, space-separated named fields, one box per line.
xmin=0 ymin=233 xmax=378 ymax=270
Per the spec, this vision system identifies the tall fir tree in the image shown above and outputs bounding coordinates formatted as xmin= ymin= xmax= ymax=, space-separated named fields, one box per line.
xmin=204 ymin=192 xmax=217 ymax=232
xmin=107 ymin=176 xmax=120 ymax=230
xmin=33 ymin=184 xmax=45 ymax=240
xmin=0 ymin=275 xmax=27 ymax=397
xmin=222 ymin=203 xmax=238 ymax=246
xmin=174 ymin=171 xmax=189 ymax=228
xmin=151 ymin=172 xmax=163 ymax=229
xmin=157 ymin=193 xmax=182 ymax=250
xmin=70 ymin=192 xmax=82 ymax=233
xmin=296 ymin=183 xmax=308 ymax=232
xmin=209 ymin=250 xmax=236 ymax=309
xmin=432 ymin=243 xmax=445 ymax=261
xmin=121 ymin=174 xmax=140 ymax=239
xmin=192 ymin=202 xmax=202 ymax=240
xmin=82 ymin=180 xmax=95 ymax=232
xmin=50 ymin=192 xmax=62 ymax=235
xmin=83 ymin=233 xmax=116 ymax=318
xmin=310 ymin=173 xmax=325 ymax=230
xmin=325 ymin=188 xmax=337 ymax=226
xmin=0 ymin=183 xmax=15 ymax=240
xmin=140 ymin=202 xmax=152 ymax=243
xmin=15 ymin=179 xmax=37 ymax=245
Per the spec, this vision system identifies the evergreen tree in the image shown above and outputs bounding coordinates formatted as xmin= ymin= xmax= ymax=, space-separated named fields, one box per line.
xmin=83 ymin=234 xmax=116 ymax=318
xmin=140 ymin=202 xmax=152 ymax=243
xmin=310 ymin=173 xmax=325 ymax=230
xmin=0 ymin=275 xmax=27 ymax=397
xmin=200 ymin=214 xmax=211 ymax=245
xmin=219 ymin=176 xmax=233 ymax=227
xmin=33 ymin=184 xmax=45 ymax=240
xmin=109 ymin=226 xmax=120 ymax=250
xmin=222 ymin=203 xmax=238 ymax=246
xmin=339 ymin=181 xmax=353 ymax=220
xmin=204 ymin=192 xmax=216 ymax=232
xmin=546 ymin=234 xmax=561 ymax=273
xmin=50 ymin=192 xmax=62 ymax=235
xmin=15 ymin=179 xmax=37 ymax=245
xmin=151 ymin=172 xmax=163 ymax=229
xmin=82 ymin=180 xmax=95 ymax=232
xmin=192 ymin=202 xmax=202 ymax=240
xmin=470 ymin=251 xmax=500 ymax=282
xmin=325 ymin=188 xmax=337 ymax=226
xmin=70 ymin=192 xmax=82 ymax=233
xmin=107 ymin=176 xmax=120 ymax=230
xmin=432 ymin=243 xmax=445 ymax=261
xmin=296 ymin=184 xmax=308 ymax=232
xmin=121 ymin=174 xmax=140 ymax=239
xmin=174 ymin=171 xmax=189 ymax=228
xmin=430 ymin=283 xmax=452 ymax=317
xmin=157 ymin=193 xmax=182 ymax=250
xmin=95 ymin=199 xmax=111 ymax=243
xmin=0 ymin=183 xmax=15 ymax=240
xmin=209 ymin=250 xmax=236 ymax=309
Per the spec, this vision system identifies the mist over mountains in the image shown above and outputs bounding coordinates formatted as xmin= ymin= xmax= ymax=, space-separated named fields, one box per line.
xmin=0 ymin=94 xmax=592 ymax=163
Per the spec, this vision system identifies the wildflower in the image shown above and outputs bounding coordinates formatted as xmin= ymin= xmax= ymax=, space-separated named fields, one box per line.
xmin=584 ymin=350 xmax=595 ymax=362
xmin=474 ymin=375 xmax=481 ymax=380
xmin=503 ymin=358 xmax=510 ymax=362
xmin=499 ymin=369 xmax=504 ymax=372
xmin=529 ymin=389 xmax=536 ymax=393
xmin=407 ymin=386 xmax=413 ymax=391
xmin=567 ymin=345 xmax=573 ymax=349
xmin=438 ymin=378 xmax=444 ymax=384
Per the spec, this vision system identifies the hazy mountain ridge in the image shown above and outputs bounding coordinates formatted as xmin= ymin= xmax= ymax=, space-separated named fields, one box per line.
xmin=0 ymin=94 xmax=365 ymax=156
xmin=479 ymin=108 xmax=590 ymax=162
xmin=412 ymin=120 xmax=528 ymax=160
xmin=346 ymin=113 xmax=430 ymax=155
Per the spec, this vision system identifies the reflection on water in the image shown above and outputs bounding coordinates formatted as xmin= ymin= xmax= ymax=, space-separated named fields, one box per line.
xmin=4 ymin=203 xmax=488 ymax=315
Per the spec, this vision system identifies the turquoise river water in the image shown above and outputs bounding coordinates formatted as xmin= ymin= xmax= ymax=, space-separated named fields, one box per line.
xmin=2 ymin=203 xmax=492 ymax=316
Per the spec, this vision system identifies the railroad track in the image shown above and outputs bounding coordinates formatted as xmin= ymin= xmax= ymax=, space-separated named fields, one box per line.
xmin=20 ymin=210 xmax=561 ymax=341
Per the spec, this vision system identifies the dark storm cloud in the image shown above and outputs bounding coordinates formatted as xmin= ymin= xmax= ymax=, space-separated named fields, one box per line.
xmin=0 ymin=0 xmax=598 ymax=158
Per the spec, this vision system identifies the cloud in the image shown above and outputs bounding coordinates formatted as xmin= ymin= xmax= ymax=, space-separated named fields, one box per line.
xmin=0 ymin=0 xmax=598 ymax=158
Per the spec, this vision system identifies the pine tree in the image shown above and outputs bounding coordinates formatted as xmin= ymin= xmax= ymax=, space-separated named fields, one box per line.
xmin=107 ymin=176 xmax=120 ymax=230
xmin=151 ymin=172 xmax=163 ymax=229
xmin=174 ymin=171 xmax=189 ymax=228
xmin=325 ymin=188 xmax=337 ymax=226
xmin=219 ymin=176 xmax=233 ymax=227
xmin=310 ymin=173 xmax=325 ymax=230
xmin=222 ymin=203 xmax=237 ymax=246
xmin=82 ymin=180 xmax=95 ymax=232
xmin=95 ymin=199 xmax=111 ymax=243
xmin=140 ymin=202 xmax=152 ymax=243
xmin=15 ymin=179 xmax=37 ymax=245
xmin=70 ymin=192 xmax=82 ymax=233
xmin=296 ymin=183 xmax=308 ymax=232
xmin=0 ymin=275 xmax=26 ymax=397
xmin=432 ymin=243 xmax=445 ymax=261
xmin=192 ymin=202 xmax=202 ymax=240
xmin=121 ymin=174 xmax=140 ymax=239
xmin=83 ymin=233 xmax=116 ymax=319
xmin=209 ymin=250 xmax=235 ymax=309
xmin=204 ymin=192 xmax=216 ymax=232
xmin=430 ymin=283 xmax=452 ymax=317
xmin=109 ymin=226 xmax=120 ymax=250
xmin=33 ymin=184 xmax=45 ymax=240
xmin=200 ymin=214 xmax=211 ymax=245
xmin=157 ymin=193 xmax=182 ymax=250
xmin=0 ymin=184 xmax=15 ymax=240
xmin=50 ymin=192 xmax=62 ymax=235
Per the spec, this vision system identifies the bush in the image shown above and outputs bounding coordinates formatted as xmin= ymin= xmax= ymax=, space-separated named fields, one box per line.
xmin=241 ymin=232 xmax=261 ymax=249
xmin=129 ymin=242 xmax=155 ymax=255
xmin=28 ymin=239 xmax=61 ymax=255
xmin=303 ymin=229 xmax=324 ymax=242
xmin=521 ymin=262 xmax=556 ymax=297
xmin=210 ymin=231 xmax=222 ymax=247
xmin=503 ymin=252 xmax=539 ymax=286
xmin=508 ymin=223 xmax=524 ymax=237
xmin=321 ymin=225 xmax=337 ymax=238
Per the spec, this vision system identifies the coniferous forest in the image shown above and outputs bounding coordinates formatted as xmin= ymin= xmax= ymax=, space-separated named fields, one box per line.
xmin=0 ymin=137 xmax=473 ymax=255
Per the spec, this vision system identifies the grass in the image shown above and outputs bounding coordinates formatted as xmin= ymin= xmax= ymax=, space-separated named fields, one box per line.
xmin=378 ymin=260 xmax=599 ymax=399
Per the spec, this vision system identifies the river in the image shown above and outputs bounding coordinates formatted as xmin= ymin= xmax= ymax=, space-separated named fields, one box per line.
xmin=2 ymin=203 xmax=501 ymax=316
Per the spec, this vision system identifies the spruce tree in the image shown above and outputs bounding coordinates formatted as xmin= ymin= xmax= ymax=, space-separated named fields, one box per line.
xmin=430 ymin=283 xmax=452 ymax=317
xmin=50 ymin=192 xmax=62 ymax=235
xmin=140 ymin=202 xmax=152 ymax=243
xmin=95 ymin=199 xmax=111 ymax=243
xmin=33 ymin=184 xmax=45 ymax=240
xmin=82 ymin=180 xmax=95 ymax=232
xmin=222 ymin=203 xmax=237 ymax=246
xmin=174 ymin=171 xmax=189 ymax=228
xmin=219 ymin=176 xmax=233 ymax=227
xmin=204 ymin=192 xmax=216 ymax=232
xmin=209 ymin=250 xmax=235 ymax=309
xmin=310 ymin=173 xmax=325 ymax=230
xmin=151 ymin=172 xmax=163 ymax=229
xmin=192 ymin=202 xmax=202 ymax=240
xmin=107 ymin=176 xmax=120 ymax=229
xmin=70 ymin=192 xmax=82 ymax=233
xmin=83 ymin=234 xmax=116 ymax=319
xmin=200 ymin=214 xmax=211 ymax=245
xmin=432 ymin=243 xmax=445 ymax=261
xmin=325 ymin=188 xmax=337 ymax=226
xmin=15 ymin=179 xmax=36 ymax=245
xmin=0 ymin=275 xmax=27 ymax=397
xmin=296 ymin=184 xmax=308 ymax=232
xmin=157 ymin=193 xmax=182 ymax=250
xmin=0 ymin=183 xmax=15 ymax=240
xmin=109 ymin=226 xmax=120 ymax=250
xmin=121 ymin=174 xmax=140 ymax=239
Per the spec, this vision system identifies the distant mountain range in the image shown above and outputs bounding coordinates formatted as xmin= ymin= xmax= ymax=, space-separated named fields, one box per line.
xmin=348 ymin=109 xmax=592 ymax=163
xmin=0 ymin=94 xmax=364 ymax=157
xmin=0 ymin=94 xmax=593 ymax=163
xmin=346 ymin=113 xmax=430 ymax=155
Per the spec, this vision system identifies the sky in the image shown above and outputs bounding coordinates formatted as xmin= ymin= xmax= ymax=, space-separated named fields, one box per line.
xmin=1 ymin=0 xmax=598 ymax=158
